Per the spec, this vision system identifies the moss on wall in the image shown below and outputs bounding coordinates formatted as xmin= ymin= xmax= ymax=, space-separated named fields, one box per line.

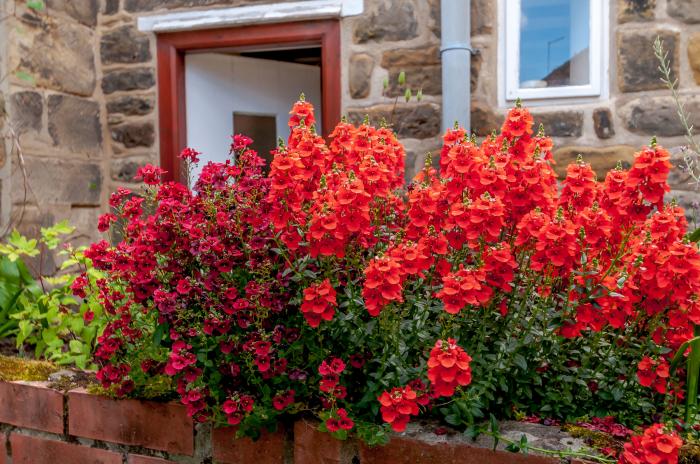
xmin=0 ymin=354 xmax=57 ymax=381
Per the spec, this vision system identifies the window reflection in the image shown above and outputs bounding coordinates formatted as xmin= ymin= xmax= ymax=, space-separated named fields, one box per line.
xmin=519 ymin=0 xmax=590 ymax=88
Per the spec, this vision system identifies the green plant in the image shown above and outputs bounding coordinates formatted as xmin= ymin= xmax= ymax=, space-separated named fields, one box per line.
xmin=655 ymin=36 xmax=700 ymax=427
xmin=0 ymin=221 xmax=106 ymax=369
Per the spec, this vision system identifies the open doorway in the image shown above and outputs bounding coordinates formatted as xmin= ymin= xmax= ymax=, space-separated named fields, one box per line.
xmin=185 ymin=46 xmax=322 ymax=179
xmin=155 ymin=20 xmax=340 ymax=183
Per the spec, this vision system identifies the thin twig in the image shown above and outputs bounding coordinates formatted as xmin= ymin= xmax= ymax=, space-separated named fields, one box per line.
xmin=1 ymin=124 xmax=30 ymax=238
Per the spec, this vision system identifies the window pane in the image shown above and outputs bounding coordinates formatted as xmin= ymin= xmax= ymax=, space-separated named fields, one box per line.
xmin=233 ymin=113 xmax=277 ymax=171
xmin=519 ymin=0 xmax=590 ymax=88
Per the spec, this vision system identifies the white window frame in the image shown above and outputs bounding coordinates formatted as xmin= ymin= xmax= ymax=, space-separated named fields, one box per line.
xmin=498 ymin=0 xmax=608 ymax=104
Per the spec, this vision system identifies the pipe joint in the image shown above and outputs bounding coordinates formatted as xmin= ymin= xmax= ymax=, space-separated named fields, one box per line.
xmin=440 ymin=43 xmax=475 ymax=54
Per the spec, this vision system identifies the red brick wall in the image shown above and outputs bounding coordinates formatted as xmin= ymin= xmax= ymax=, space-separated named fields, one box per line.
xmin=0 ymin=380 xmax=578 ymax=464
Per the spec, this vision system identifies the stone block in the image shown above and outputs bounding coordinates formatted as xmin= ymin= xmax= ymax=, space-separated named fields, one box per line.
xmin=12 ymin=157 xmax=102 ymax=206
xmin=46 ymin=0 xmax=99 ymax=27
xmin=8 ymin=91 xmax=42 ymax=134
xmin=359 ymin=435 xmax=558 ymax=464
xmin=111 ymin=155 xmax=155 ymax=183
xmin=667 ymin=0 xmax=700 ymax=23
xmin=593 ymin=108 xmax=615 ymax=139
xmin=101 ymin=25 xmax=152 ymax=65
xmin=104 ymin=0 xmax=120 ymax=14
xmin=381 ymin=45 xmax=442 ymax=97
xmin=472 ymin=0 xmax=495 ymax=35
xmin=102 ymin=68 xmax=155 ymax=94
xmin=620 ymin=96 xmax=700 ymax=137
xmin=347 ymin=104 xmax=441 ymax=139
xmin=349 ymin=54 xmax=374 ymax=99
xmin=353 ymin=0 xmax=419 ymax=43
xmin=14 ymin=21 xmax=95 ymax=96
xmin=618 ymin=0 xmax=655 ymax=23
xmin=552 ymin=145 xmax=637 ymax=179
xmin=106 ymin=95 xmax=155 ymax=116
xmin=110 ymin=122 xmax=155 ymax=148
xmin=385 ymin=66 xmax=441 ymax=97
xmin=689 ymin=33 xmax=700 ymax=85
xmin=47 ymin=95 xmax=102 ymax=155
xmin=617 ymin=29 xmax=678 ymax=93
xmin=533 ymin=111 xmax=583 ymax=138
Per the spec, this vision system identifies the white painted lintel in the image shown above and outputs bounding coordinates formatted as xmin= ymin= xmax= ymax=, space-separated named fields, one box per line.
xmin=137 ymin=0 xmax=363 ymax=32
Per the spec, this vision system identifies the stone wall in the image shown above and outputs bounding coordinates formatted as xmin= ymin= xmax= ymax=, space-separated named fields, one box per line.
xmin=1 ymin=0 xmax=700 ymax=246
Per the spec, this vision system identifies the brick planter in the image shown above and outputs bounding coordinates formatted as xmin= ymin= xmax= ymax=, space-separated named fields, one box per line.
xmin=0 ymin=379 xmax=586 ymax=463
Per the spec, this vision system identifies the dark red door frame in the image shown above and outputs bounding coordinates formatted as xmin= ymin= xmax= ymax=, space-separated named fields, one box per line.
xmin=155 ymin=19 xmax=341 ymax=183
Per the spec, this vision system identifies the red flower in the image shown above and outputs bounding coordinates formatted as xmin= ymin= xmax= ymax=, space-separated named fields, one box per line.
xmin=436 ymin=266 xmax=492 ymax=314
xmin=501 ymin=106 xmax=534 ymax=138
xmin=179 ymin=147 xmax=201 ymax=163
xmin=326 ymin=408 xmax=354 ymax=432
xmin=135 ymin=164 xmax=166 ymax=185
xmin=427 ymin=338 xmax=473 ymax=397
xmin=272 ymin=389 xmax=295 ymax=411
xmin=619 ymin=424 xmax=682 ymax=464
xmin=97 ymin=213 xmax=117 ymax=232
xmin=378 ymin=385 xmax=423 ymax=432
xmin=232 ymin=134 xmax=253 ymax=151
xmin=362 ymin=254 xmax=405 ymax=316
xmin=300 ymin=279 xmax=337 ymax=327
xmin=636 ymin=356 xmax=670 ymax=394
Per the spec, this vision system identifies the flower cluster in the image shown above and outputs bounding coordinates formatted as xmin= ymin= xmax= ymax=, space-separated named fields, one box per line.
xmin=85 ymin=97 xmax=699 ymax=448
xmin=319 ymin=357 xmax=347 ymax=401
xmin=637 ymin=357 xmax=670 ymax=394
xmin=427 ymin=339 xmax=473 ymax=397
xmin=300 ymin=279 xmax=337 ymax=327
xmin=326 ymin=408 xmax=355 ymax=433
xmin=378 ymin=386 xmax=425 ymax=432
xmin=619 ymin=424 xmax=682 ymax=464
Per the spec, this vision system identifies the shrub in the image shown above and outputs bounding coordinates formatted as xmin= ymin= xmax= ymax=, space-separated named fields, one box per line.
xmin=0 ymin=222 xmax=106 ymax=369
xmin=81 ymin=100 xmax=700 ymax=447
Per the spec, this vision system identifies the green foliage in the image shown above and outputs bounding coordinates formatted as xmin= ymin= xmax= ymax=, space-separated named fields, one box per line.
xmin=26 ymin=0 xmax=45 ymax=12
xmin=0 ymin=222 xmax=106 ymax=369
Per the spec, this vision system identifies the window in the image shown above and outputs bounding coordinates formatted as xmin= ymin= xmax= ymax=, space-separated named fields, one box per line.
xmin=233 ymin=113 xmax=278 ymax=170
xmin=500 ymin=0 xmax=607 ymax=102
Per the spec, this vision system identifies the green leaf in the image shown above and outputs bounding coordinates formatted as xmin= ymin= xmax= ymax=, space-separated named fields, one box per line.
xmin=505 ymin=443 xmax=520 ymax=453
xmin=69 ymin=340 xmax=84 ymax=354
xmin=489 ymin=414 xmax=499 ymax=451
xmin=152 ymin=322 xmax=168 ymax=348
xmin=15 ymin=71 xmax=35 ymax=84
xmin=26 ymin=0 xmax=45 ymax=11
xmin=397 ymin=71 xmax=406 ymax=86
xmin=688 ymin=227 xmax=700 ymax=243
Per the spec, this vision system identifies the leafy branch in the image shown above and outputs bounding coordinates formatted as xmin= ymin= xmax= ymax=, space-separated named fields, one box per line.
xmin=653 ymin=36 xmax=700 ymax=190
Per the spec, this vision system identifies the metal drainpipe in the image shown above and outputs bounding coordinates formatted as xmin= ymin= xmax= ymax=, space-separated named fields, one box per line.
xmin=440 ymin=0 xmax=471 ymax=132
